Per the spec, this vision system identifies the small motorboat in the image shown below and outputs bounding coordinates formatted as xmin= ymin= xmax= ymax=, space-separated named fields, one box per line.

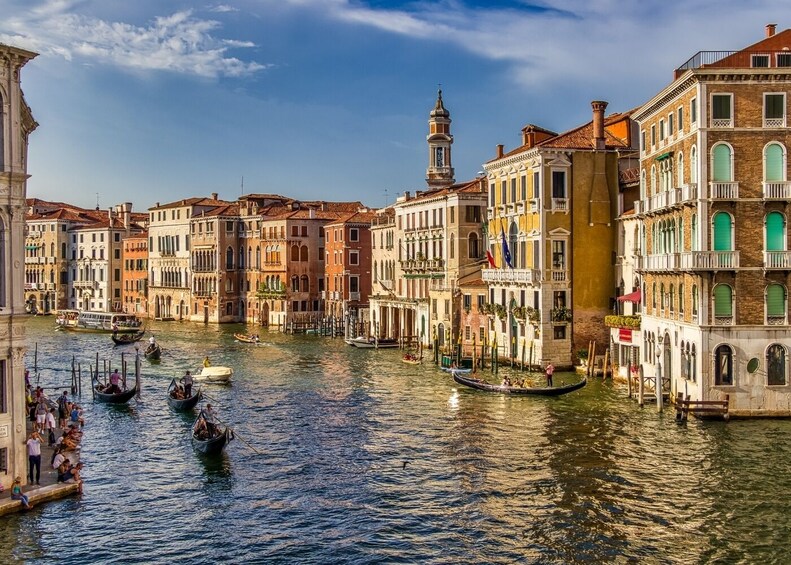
xmin=191 ymin=409 xmax=233 ymax=455
xmin=234 ymin=333 xmax=260 ymax=344
xmin=345 ymin=336 xmax=399 ymax=349
xmin=92 ymin=375 xmax=137 ymax=404
xmin=167 ymin=379 xmax=202 ymax=411
xmin=402 ymin=353 xmax=422 ymax=365
xmin=193 ymin=366 xmax=233 ymax=384
xmin=144 ymin=343 xmax=162 ymax=360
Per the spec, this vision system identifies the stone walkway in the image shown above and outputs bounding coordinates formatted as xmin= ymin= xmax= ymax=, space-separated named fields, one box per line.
xmin=0 ymin=413 xmax=82 ymax=515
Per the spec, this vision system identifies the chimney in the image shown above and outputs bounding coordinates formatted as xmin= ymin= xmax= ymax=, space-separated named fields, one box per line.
xmin=211 ymin=192 xmax=218 ymax=201
xmin=108 ymin=207 xmax=113 ymax=222
xmin=123 ymin=202 xmax=132 ymax=229
xmin=496 ymin=144 xmax=504 ymax=158
xmin=766 ymin=23 xmax=777 ymax=38
xmin=591 ymin=100 xmax=608 ymax=150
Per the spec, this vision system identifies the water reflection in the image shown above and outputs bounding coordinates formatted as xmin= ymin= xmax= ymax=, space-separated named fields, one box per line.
xmin=3 ymin=318 xmax=791 ymax=562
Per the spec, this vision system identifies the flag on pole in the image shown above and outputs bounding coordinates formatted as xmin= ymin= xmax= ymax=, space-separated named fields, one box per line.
xmin=486 ymin=249 xmax=497 ymax=269
xmin=501 ymin=227 xmax=513 ymax=268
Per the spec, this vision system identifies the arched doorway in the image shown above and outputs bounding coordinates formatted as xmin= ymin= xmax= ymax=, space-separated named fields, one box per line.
xmin=262 ymin=302 xmax=270 ymax=327
xmin=437 ymin=323 xmax=445 ymax=348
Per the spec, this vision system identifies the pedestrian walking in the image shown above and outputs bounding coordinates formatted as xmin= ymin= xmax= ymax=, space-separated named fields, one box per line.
xmin=25 ymin=431 xmax=42 ymax=485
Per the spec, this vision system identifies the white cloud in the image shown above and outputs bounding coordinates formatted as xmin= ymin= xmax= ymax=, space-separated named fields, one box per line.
xmin=209 ymin=4 xmax=239 ymax=13
xmin=0 ymin=1 xmax=266 ymax=78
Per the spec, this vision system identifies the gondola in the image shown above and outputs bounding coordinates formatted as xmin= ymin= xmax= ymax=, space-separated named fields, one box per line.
xmin=452 ymin=371 xmax=587 ymax=396
xmin=112 ymin=330 xmax=146 ymax=345
xmin=144 ymin=343 xmax=162 ymax=360
xmin=440 ymin=366 xmax=472 ymax=374
xmin=92 ymin=375 xmax=137 ymax=404
xmin=402 ymin=353 xmax=422 ymax=365
xmin=234 ymin=333 xmax=260 ymax=344
xmin=191 ymin=410 xmax=233 ymax=455
xmin=167 ymin=379 xmax=202 ymax=411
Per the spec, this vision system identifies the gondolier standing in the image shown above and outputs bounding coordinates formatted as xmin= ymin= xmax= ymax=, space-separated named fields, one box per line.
xmin=181 ymin=370 xmax=194 ymax=398
xmin=545 ymin=362 xmax=555 ymax=387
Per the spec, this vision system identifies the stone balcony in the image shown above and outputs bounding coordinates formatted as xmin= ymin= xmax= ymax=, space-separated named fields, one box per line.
xmin=482 ymin=268 xmax=541 ymax=285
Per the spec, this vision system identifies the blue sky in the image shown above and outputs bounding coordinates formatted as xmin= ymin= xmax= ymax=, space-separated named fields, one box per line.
xmin=1 ymin=0 xmax=782 ymax=211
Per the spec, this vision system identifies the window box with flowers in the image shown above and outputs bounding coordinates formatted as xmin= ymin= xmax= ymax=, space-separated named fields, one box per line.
xmin=493 ymin=304 xmax=507 ymax=319
xmin=550 ymin=306 xmax=572 ymax=322
xmin=512 ymin=305 xmax=527 ymax=320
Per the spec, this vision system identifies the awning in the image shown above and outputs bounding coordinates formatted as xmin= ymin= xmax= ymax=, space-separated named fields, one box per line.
xmin=617 ymin=290 xmax=642 ymax=303
xmin=656 ymin=151 xmax=674 ymax=161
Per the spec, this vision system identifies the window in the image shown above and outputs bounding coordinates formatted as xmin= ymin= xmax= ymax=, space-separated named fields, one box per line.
xmin=489 ymin=183 xmax=495 ymax=207
xmin=463 ymin=294 xmax=472 ymax=310
xmin=712 ymin=144 xmax=733 ymax=182
xmin=551 ymin=170 xmax=567 ymax=199
xmin=714 ymin=284 xmax=733 ymax=322
xmin=767 ymin=283 xmax=786 ymax=323
xmin=553 ymin=325 xmax=566 ymax=340
xmin=468 ymin=233 xmax=480 ymax=259
xmin=659 ymin=119 xmax=665 ymax=141
xmin=752 ymin=54 xmax=770 ymax=67
xmin=301 ymin=226 xmax=308 ymax=237
xmin=679 ymin=283 xmax=684 ymax=314
xmin=765 ymin=211 xmax=785 ymax=253
xmin=691 ymin=98 xmax=697 ymax=124
xmin=349 ymin=250 xmax=359 ymax=265
xmin=551 ymin=240 xmax=566 ymax=270
xmin=520 ymin=175 xmax=527 ymax=200
xmin=778 ymin=53 xmax=791 ymax=67
xmin=641 ymin=130 xmax=646 ymax=152
xmin=0 ymin=360 xmax=5 ymax=413
xmin=291 ymin=225 xmax=298 ymax=237
xmin=500 ymin=181 xmax=507 ymax=204
xmin=226 ymin=221 xmax=234 ymax=232
xmin=767 ymin=344 xmax=787 ymax=385
xmin=650 ymin=124 xmax=656 ymax=146
xmin=692 ymin=285 xmax=698 ymax=317
xmin=764 ymin=143 xmax=786 ymax=182
xmin=350 ymin=228 xmax=359 ymax=242
xmin=532 ymin=171 xmax=539 ymax=199
xmin=678 ymin=107 xmax=683 ymax=132
xmin=764 ymin=93 xmax=786 ymax=127
xmin=713 ymin=211 xmax=733 ymax=251
xmin=711 ymin=94 xmax=732 ymax=127
xmin=715 ymin=345 xmax=733 ymax=385
xmin=668 ymin=113 xmax=674 ymax=136
xmin=510 ymin=178 xmax=517 ymax=202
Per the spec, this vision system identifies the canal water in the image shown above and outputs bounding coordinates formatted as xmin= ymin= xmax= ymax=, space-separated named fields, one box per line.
xmin=2 ymin=317 xmax=791 ymax=563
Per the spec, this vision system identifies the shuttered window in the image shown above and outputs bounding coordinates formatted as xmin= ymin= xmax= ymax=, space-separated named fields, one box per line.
xmin=767 ymin=284 xmax=785 ymax=317
xmin=714 ymin=285 xmax=732 ymax=316
xmin=765 ymin=94 xmax=785 ymax=120
xmin=765 ymin=143 xmax=784 ymax=181
xmin=712 ymin=144 xmax=732 ymax=181
xmin=766 ymin=212 xmax=785 ymax=251
xmin=712 ymin=94 xmax=732 ymax=120
xmin=713 ymin=212 xmax=732 ymax=251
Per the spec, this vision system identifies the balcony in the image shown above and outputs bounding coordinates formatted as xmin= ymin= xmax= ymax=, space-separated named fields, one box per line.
xmin=763 ymin=181 xmax=791 ymax=200
xmin=679 ymin=183 xmax=698 ymax=202
xmin=551 ymin=270 xmax=567 ymax=282
xmin=349 ymin=292 xmax=360 ymax=301
xmin=764 ymin=251 xmax=791 ymax=269
xmin=709 ymin=182 xmax=739 ymax=200
xmin=679 ymin=251 xmax=739 ymax=270
xmin=765 ymin=117 xmax=786 ymax=128
xmin=24 ymin=283 xmax=38 ymax=290
xmin=633 ymin=200 xmax=643 ymax=214
xmin=529 ymin=199 xmax=540 ymax=212
xmin=400 ymin=258 xmax=444 ymax=273
xmin=482 ymin=268 xmax=541 ymax=285
xmin=711 ymin=118 xmax=733 ymax=128
xmin=74 ymin=280 xmax=99 ymax=289
xmin=637 ymin=254 xmax=680 ymax=271
xmin=551 ymin=198 xmax=568 ymax=212
xmin=676 ymin=50 xmax=791 ymax=73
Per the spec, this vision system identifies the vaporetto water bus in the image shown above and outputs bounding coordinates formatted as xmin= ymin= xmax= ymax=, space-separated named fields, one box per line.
xmin=55 ymin=310 xmax=143 ymax=333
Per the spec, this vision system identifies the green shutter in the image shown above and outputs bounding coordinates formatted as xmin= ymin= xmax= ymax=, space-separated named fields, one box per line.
xmin=765 ymin=144 xmax=784 ymax=182
xmin=767 ymin=284 xmax=785 ymax=317
xmin=714 ymin=285 xmax=732 ymax=316
xmin=766 ymin=212 xmax=785 ymax=251
xmin=712 ymin=144 xmax=732 ymax=181
xmin=713 ymin=212 xmax=732 ymax=251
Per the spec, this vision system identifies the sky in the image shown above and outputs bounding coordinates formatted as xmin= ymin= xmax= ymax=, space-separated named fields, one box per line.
xmin=0 ymin=0 xmax=783 ymax=212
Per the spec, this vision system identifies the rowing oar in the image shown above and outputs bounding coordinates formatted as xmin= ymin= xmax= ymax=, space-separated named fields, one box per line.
xmin=200 ymin=392 xmax=265 ymax=456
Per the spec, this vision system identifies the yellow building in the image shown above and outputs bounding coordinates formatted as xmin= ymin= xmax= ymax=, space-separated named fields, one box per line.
xmin=484 ymin=102 xmax=637 ymax=367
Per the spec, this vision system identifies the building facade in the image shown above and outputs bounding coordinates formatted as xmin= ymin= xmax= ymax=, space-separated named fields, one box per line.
xmin=634 ymin=24 xmax=791 ymax=415
xmin=324 ymin=211 xmax=375 ymax=322
xmin=0 ymin=44 xmax=37 ymax=488
xmin=122 ymin=232 xmax=148 ymax=315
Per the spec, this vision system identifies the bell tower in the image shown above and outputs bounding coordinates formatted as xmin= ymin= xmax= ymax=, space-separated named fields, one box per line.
xmin=426 ymin=89 xmax=454 ymax=187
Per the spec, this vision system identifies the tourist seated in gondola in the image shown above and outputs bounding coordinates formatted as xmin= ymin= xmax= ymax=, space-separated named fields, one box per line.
xmin=171 ymin=384 xmax=185 ymax=400
xmin=501 ymin=376 xmax=512 ymax=387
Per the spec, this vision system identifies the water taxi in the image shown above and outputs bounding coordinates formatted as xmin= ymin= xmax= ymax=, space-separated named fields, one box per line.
xmin=55 ymin=310 xmax=143 ymax=333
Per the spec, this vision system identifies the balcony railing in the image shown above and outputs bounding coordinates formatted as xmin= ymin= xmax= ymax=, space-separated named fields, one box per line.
xmin=551 ymin=270 xmax=567 ymax=281
xmin=679 ymin=251 xmax=739 ymax=270
xmin=551 ymin=198 xmax=568 ymax=212
xmin=763 ymin=181 xmax=791 ymax=199
xmin=711 ymin=118 xmax=733 ymax=128
xmin=482 ymin=268 xmax=541 ymax=285
xmin=74 ymin=280 xmax=99 ymax=289
xmin=710 ymin=182 xmax=739 ymax=199
xmin=764 ymin=251 xmax=791 ymax=269
xmin=349 ymin=292 xmax=360 ymax=301
xmin=637 ymin=254 xmax=680 ymax=271
xmin=676 ymin=50 xmax=791 ymax=73
xmin=765 ymin=117 xmax=786 ymax=128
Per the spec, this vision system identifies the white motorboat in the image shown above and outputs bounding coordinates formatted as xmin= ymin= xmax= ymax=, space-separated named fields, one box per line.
xmin=193 ymin=366 xmax=233 ymax=384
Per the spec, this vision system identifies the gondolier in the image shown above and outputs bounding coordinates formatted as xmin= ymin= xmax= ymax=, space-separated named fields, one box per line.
xmin=182 ymin=370 xmax=194 ymax=397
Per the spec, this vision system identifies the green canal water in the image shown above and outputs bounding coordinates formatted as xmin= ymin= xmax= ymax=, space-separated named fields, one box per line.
xmin=2 ymin=316 xmax=791 ymax=563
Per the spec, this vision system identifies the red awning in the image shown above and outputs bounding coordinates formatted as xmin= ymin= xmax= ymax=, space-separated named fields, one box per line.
xmin=617 ymin=290 xmax=642 ymax=303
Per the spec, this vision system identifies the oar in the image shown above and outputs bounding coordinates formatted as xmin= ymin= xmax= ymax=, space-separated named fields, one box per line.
xmin=200 ymin=392 xmax=265 ymax=456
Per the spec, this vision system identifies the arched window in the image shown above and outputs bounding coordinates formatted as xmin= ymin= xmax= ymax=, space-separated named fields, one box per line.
xmin=678 ymin=217 xmax=684 ymax=252
xmin=714 ymin=284 xmax=733 ymax=323
xmin=767 ymin=344 xmax=786 ymax=385
xmin=300 ymin=246 xmax=308 ymax=262
xmin=692 ymin=284 xmax=698 ymax=318
xmin=691 ymin=344 xmax=697 ymax=381
xmin=291 ymin=276 xmax=299 ymax=292
xmin=766 ymin=283 xmax=786 ymax=323
xmin=679 ymin=283 xmax=685 ymax=314
xmin=690 ymin=145 xmax=698 ymax=184
xmin=652 ymin=282 xmax=657 ymax=309
xmin=660 ymin=283 xmax=665 ymax=309
xmin=225 ymin=247 xmax=234 ymax=270
xmin=650 ymin=165 xmax=657 ymax=195
xmin=713 ymin=211 xmax=733 ymax=251
xmin=669 ymin=284 xmax=675 ymax=313
xmin=712 ymin=143 xmax=733 ymax=182
xmin=640 ymin=169 xmax=646 ymax=200
xmin=238 ymin=247 xmax=245 ymax=269
xmin=677 ymin=153 xmax=685 ymax=187
xmin=290 ymin=245 xmax=299 ymax=262
xmin=764 ymin=142 xmax=785 ymax=182
xmin=765 ymin=211 xmax=785 ymax=253
xmin=715 ymin=344 xmax=733 ymax=385
xmin=301 ymin=275 xmax=309 ymax=292
xmin=256 ymin=246 xmax=261 ymax=269
xmin=450 ymin=235 xmax=455 ymax=259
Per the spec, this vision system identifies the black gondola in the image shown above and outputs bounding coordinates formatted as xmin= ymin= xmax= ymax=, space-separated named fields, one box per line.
xmin=92 ymin=375 xmax=137 ymax=404
xmin=452 ymin=371 xmax=587 ymax=396
xmin=112 ymin=330 xmax=146 ymax=345
xmin=167 ymin=379 xmax=202 ymax=411
xmin=144 ymin=343 xmax=162 ymax=360
xmin=191 ymin=410 xmax=233 ymax=455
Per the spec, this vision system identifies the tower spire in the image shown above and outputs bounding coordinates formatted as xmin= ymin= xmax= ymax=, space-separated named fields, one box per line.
xmin=426 ymin=89 xmax=454 ymax=188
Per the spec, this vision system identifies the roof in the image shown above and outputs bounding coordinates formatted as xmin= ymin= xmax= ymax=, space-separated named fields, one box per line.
xmin=397 ymin=178 xmax=486 ymax=206
xmin=324 ymin=210 xmax=378 ymax=227
xmin=149 ymin=197 xmax=231 ymax=211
